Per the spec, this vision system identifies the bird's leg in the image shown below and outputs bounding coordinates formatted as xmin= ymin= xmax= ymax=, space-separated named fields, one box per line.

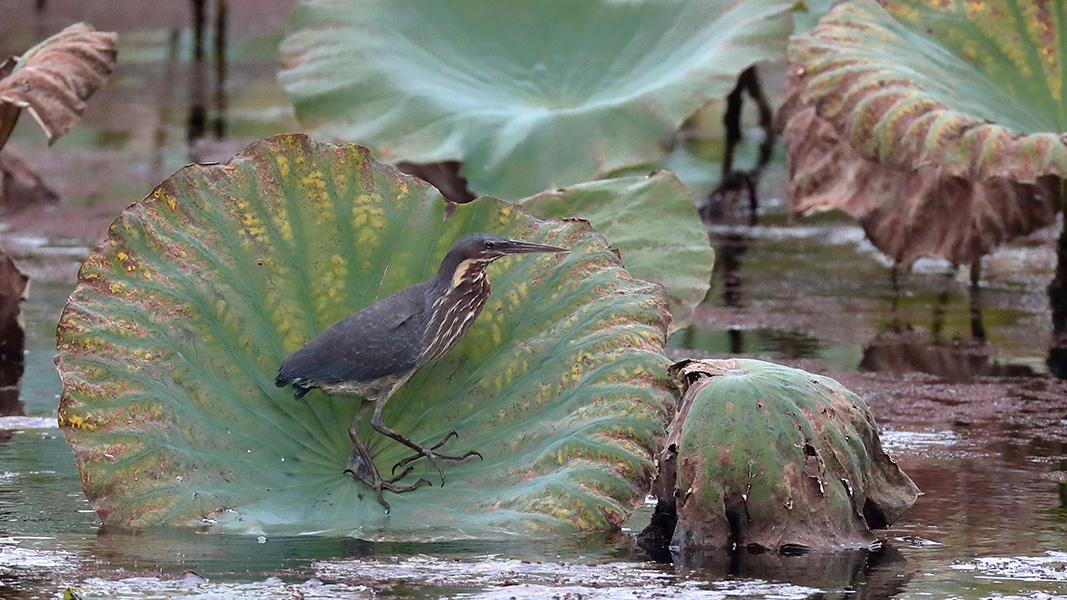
xmin=368 ymin=395 xmax=481 ymax=486
xmin=344 ymin=403 xmax=431 ymax=512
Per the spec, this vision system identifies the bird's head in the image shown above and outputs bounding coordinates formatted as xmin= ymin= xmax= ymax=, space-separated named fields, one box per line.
xmin=436 ymin=233 xmax=568 ymax=285
xmin=456 ymin=233 xmax=568 ymax=261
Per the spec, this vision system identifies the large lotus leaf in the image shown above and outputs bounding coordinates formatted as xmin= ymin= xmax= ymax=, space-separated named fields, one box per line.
xmin=666 ymin=358 xmax=918 ymax=551
xmin=783 ymin=0 xmax=1065 ymax=265
xmin=792 ymin=0 xmax=839 ymax=34
xmin=55 ymin=134 xmax=675 ymax=538
xmin=518 ymin=171 xmax=713 ymax=333
xmin=279 ymin=0 xmax=795 ymax=200
xmin=0 ymin=23 xmax=117 ymax=150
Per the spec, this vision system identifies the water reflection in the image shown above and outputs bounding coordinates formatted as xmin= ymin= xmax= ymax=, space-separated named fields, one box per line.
xmin=1 ymin=4 xmax=1065 ymax=599
xmin=714 ymin=231 xmax=746 ymax=308
xmin=863 ymin=265 xmax=1043 ymax=381
xmin=89 ymin=528 xmax=375 ymax=576
xmin=671 ymin=325 xmax=824 ymax=363
xmin=858 ymin=325 xmax=1036 ymax=383
xmin=0 ymin=251 xmax=27 ymax=417
xmin=187 ymin=0 xmax=229 ymax=163
xmin=673 ymin=545 xmax=911 ymax=600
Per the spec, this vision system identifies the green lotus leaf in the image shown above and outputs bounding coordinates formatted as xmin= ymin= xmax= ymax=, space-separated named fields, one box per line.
xmin=518 ymin=171 xmax=713 ymax=333
xmin=55 ymin=134 xmax=675 ymax=539
xmin=666 ymin=358 xmax=918 ymax=551
xmin=279 ymin=0 xmax=795 ymax=200
xmin=784 ymin=0 xmax=1063 ymax=264
xmin=791 ymin=0 xmax=839 ymax=34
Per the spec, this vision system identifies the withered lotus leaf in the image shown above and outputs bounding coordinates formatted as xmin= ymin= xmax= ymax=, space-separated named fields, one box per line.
xmin=667 ymin=358 xmax=918 ymax=552
xmin=783 ymin=0 xmax=1063 ymax=265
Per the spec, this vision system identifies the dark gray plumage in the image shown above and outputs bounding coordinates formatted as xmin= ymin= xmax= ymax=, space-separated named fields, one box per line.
xmin=275 ymin=232 xmax=568 ymax=511
xmin=276 ymin=282 xmax=429 ymax=399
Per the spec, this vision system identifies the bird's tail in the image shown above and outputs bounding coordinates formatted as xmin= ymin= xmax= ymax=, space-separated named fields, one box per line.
xmin=275 ymin=371 xmax=310 ymax=399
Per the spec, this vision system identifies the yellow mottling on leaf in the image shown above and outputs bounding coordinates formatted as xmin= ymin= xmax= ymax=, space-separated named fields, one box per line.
xmin=302 ymin=170 xmax=327 ymax=189
xmin=357 ymin=230 xmax=378 ymax=246
xmin=277 ymin=156 xmax=290 ymax=177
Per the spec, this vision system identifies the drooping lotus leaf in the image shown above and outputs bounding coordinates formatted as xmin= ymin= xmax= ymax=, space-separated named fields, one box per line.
xmin=666 ymin=358 xmax=918 ymax=551
xmin=279 ymin=0 xmax=795 ymax=200
xmin=55 ymin=134 xmax=675 ymax=538
xmin=0 ymin=23 xmax=117 ymax=150
xmin=783 ymin=0 xmax=1064 ymax=265
xmin=518 ymin=171 xmax=713 ymax=333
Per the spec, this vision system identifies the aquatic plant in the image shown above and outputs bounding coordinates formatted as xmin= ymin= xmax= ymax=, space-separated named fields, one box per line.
xmin=55 ymin=134 xmax=675 ymax=537
xmin=664 ymin=358 xmax=918 ymax=551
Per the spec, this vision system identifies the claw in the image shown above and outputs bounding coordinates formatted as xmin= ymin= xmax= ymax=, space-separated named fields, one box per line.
xmin=433 ymin=430 xmax=459 ymax=449
xmin=391 ymin=430 xmax=460 ymax=475
xmin=345 ymin=450 xmax=432 ymax=513
xmin=391 ymin=442 xmax=483 ymax=486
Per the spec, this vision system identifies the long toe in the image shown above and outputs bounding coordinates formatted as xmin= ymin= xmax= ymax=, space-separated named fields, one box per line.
xmin=434 ymin=449 xmax=482 ymax=462
xmin=428 ymin=430 xmax=459 ymax=451
xmin=382 ymin=476 xmax=433 ymax=494
xmin=391 ymin=431 xmax=461 ymax=473
xmin=386 ymin=464 xmax=416 ymax=484
xmin=392 ymin=448 xmax=481 ymax=486
xmin=392 ymin=452 xmax=420 ymax=474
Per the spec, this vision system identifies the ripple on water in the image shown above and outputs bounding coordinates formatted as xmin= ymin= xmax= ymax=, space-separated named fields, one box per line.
xmin=69 ymin=576 xmax=371 ymax=600
xmin=878 ymin=428 xmax=959 ymax=453
xmin=0 ymin=537 xmax=77 ymax=573
xmin=952 ymin=552 xmax=1067 ymax=583
xmin=0 ymin=417 xmax=58 ymax=431
xmin=313 ymin=555 xmax=822 ymax=599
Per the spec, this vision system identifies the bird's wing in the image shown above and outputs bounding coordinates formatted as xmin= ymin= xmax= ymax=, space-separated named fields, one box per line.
xmin=277 ymin=284 xmax=429 ymax=387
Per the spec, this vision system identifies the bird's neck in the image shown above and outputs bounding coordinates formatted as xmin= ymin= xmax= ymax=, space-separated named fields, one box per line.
xmin=449 ymin=258 xmax=490 ymax=288
xmin=421 ymin=258 xmax=493 ymax=364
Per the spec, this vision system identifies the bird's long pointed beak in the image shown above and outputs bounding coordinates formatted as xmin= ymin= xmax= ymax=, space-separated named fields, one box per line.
xmin=499 ymin=239 xmax=569 ymax=255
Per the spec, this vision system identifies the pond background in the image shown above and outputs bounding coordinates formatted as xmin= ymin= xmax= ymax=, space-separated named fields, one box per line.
xmin=1 ymin=2 xmax=1066 ymax=598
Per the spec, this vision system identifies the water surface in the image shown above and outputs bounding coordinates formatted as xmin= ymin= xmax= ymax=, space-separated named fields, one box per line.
xmin=1 ymin=3 xmax=1065 ymax=598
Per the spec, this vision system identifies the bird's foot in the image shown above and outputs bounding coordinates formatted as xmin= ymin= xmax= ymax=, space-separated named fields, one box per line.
xmin=344 ymin=453 xmax=373 ymax=482
xmin=345 ymin=453 xmax=419 ymax=485
xmin=390 ymin=431 xmax=483 ymax=485
xmin=344 ymin=456 xmax=432 ymax=513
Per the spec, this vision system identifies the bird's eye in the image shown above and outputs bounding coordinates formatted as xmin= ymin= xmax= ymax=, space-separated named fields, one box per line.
xmin=484 ymin=241 xmax=495 ymax=250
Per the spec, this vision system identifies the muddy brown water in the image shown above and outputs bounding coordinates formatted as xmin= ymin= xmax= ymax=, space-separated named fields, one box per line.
xmin=2 ymin=3 xmax=1067 ymax=598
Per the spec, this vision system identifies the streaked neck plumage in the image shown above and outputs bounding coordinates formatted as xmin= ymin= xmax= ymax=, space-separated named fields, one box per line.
xmin=419 ymin=257 xmax=494 ymax=365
